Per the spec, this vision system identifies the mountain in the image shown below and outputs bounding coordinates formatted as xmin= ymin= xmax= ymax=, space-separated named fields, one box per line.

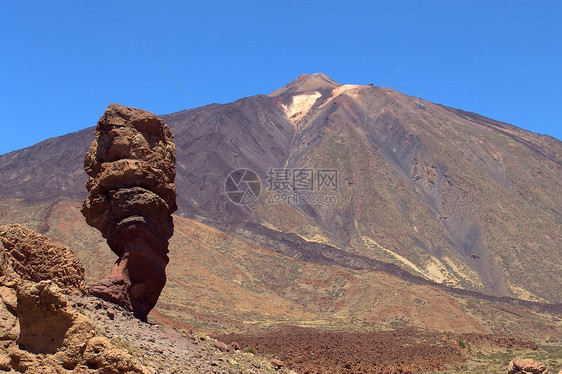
xmin=2 ymin=73 xmax=560 ymax=301
xmin=0 ymin=73 xmax=561 ymax=338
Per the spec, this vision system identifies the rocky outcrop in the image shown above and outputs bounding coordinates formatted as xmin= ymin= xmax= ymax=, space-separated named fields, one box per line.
xmin=66 ymin=293 xmax=298 ymax=374
xmin=508 ymin=358 xmax=549 ymax=374
xmin=269 ymin=358 xmax=284 ymax=369
xmin=0 ymin=224 xmax=86 ymax=295
xmin=81 ymin=103 xmax=177 ymax=321
xmin=0 ymin=235 xmax=151 ymax=373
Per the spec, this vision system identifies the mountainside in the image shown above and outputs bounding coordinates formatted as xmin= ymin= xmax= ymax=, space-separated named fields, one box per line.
xmin=2 ymin=198 xmax=562 ymax=343
xmin=2 ymin=215 xmax=559 ymax=374
xmin=1 ymin=73 xmax=560 ymax=306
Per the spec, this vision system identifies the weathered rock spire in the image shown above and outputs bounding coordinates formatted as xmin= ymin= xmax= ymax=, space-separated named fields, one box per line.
xmin=81 ymin=103 xmax=177 ymax=321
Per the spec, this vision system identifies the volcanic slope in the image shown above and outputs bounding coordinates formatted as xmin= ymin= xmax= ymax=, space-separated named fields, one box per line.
xmin=1 ymin=198 xmax=562 ymax=342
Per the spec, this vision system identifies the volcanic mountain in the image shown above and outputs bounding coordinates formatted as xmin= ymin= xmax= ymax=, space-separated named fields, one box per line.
xmin=0 ymin=73 xmax=561 ymax=337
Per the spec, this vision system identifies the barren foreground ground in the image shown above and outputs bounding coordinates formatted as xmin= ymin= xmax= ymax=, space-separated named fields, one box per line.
xmin=216 ymin=326 xmax=543 ymax=374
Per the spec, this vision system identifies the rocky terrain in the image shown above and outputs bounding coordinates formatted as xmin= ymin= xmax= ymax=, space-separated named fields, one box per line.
xmin=216 ymin=326 xmax=540 ymax=373
xmin=3 ymin=200 xmax=561 ymax=342
xmin=0 ymin=224 xmax=294 ymax=374
xmin=2 ymin=204 xmax=561 ymax=373
xmin=0 ymin=224 xmax=149 ymax=373
xmin=0 ymin=224 xmax=86 ymax=294
xmin=82 ymin=104 xmax=177 ymax=321
xmin=68 ymin=294 xmax=296 ymax=374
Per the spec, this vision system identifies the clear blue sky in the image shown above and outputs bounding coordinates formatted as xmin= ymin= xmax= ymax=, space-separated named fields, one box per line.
xmin=1 ymin=1 xmax=561 ymax=155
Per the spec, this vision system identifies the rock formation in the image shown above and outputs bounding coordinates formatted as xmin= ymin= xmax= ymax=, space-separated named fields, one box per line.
xmin=81 ymin=103 xmax=177 ymax=321
xmin=0 ymin=224 xmax=86 ymax=295
xmin=0 ymin=229 xmax=150 ymax=373
xmin=508 ymin=357 xmax=549 ymax=374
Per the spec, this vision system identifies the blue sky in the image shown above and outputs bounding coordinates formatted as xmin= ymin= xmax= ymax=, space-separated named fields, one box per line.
xmin=1 ymin=1 xmax=561 ymax=155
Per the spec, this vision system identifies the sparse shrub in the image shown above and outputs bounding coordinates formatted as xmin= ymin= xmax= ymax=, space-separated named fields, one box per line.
xmin=109 ymin=336 xmax=138 ymax=356
xmin=458 ymin=338 xmax=466 ymax=348
xmin=244 ymin=346 xmax=257 ymax=354
xmin=126 ymin=346 xmax=140 ymax=357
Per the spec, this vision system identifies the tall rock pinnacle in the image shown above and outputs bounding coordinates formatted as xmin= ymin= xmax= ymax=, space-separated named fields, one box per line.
xmin=81 ymin=103 xmax=177 ymax=321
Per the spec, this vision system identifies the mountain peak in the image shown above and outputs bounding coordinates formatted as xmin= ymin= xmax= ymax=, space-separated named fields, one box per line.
xmin=269 ymin=73 xmax=341 ymax=97
xmin=309 ymin=72 xmax=339 ymax=84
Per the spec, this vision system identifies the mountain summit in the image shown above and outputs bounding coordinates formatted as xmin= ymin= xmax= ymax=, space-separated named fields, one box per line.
xmin=269 ymin=72 xmax=341 ymax=96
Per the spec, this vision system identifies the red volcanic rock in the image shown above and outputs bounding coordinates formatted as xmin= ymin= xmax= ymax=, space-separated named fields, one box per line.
xmin=269 ymin=358 xmax=284 ymax=369
xmin=508 ymin=358 xmax=549 ymax=374
xmin=213 ymin=340 xmax=230 ymax=352
xmin=81 ymin=103 xmax=176 ymax=321
xmin=0 ymin=224 xmax=86 ymax=295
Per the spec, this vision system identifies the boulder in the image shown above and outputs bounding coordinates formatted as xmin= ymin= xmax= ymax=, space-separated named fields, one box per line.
xmin=508 ymin=357 xmax=549 ymax=374
xmin=214 ymin=340 xmax=230 ymax=352
xmin=270 ymin=358 xmax=285 ymax=369
xmin=82 ymin=104 xmax=176 ymax=321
